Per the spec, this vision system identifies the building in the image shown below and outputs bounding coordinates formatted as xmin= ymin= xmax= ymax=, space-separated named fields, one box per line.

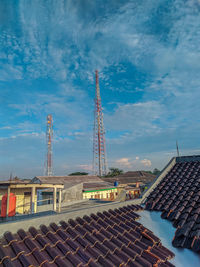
xmin=1 ymin=155 xmax=200 ymax=266
xmin=0 ymin=175 xmax=119 ymax=218
xmin=0 ymin=180 xmax=64 ymax=216
xmin=83 ymin=182 xmax=118 ymax=200
xmin=0 ymin=203 xmax=175 ymax=266
xmin=102 ymin=171 xmax=156 ymax=186
xmin=33 ymin=175 xmax=118 ymax=203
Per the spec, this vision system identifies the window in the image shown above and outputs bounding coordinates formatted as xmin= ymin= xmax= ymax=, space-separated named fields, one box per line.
xmin=24 ymin=192 xmax=31 ymax=196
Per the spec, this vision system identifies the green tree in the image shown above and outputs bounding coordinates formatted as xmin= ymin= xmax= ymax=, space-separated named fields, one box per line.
xmin=68 ymin=172 xmax=88 ymax=176
xmin=105 ymin=168 xmax=124 ymax=177
xmin=153 ymin=168 xmax=161 ymax=176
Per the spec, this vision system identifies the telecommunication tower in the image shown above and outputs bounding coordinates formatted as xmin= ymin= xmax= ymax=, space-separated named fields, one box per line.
xmin=93 ymin=70 xmax=108 ymax=176
xmin=46 ymin=114 xmax=53 ymax=176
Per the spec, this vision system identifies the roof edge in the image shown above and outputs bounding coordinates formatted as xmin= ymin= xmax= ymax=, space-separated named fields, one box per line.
xmin=141 ymin=157 xmax=176 ymax=203
xmin=141 ymin=154 xmax=200 ymax=203
xmin=175 ymin=155 xmax=200 ymax=162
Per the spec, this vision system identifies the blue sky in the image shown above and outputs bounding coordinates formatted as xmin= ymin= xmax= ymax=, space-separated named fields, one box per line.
xmin=1 ymin=0 xmax=200 ymax=178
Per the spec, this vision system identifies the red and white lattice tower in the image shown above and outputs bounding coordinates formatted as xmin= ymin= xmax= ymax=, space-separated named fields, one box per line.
xmin=93 ymin=70 xmax=108 ymax=176
xmin=46 ymin=114 xmax=53 ymax=176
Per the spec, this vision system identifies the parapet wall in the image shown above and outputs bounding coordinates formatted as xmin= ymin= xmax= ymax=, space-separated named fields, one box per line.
xmin=0 ymin=198 xmax=141 ymax=237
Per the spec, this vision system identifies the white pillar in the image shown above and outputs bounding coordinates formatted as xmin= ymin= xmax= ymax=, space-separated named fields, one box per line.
xmin=53 ymin=187 xmax=57 ymax=212
xmin=58 ymin=189 xmax=62 ymax=212
xmin=31 ymin=187 xmax=36 ymax=213
xmin=6 ymin=187 xmax=10 ymax=217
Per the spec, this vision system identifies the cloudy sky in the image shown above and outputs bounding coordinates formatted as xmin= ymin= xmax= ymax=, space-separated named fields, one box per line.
xmin=1 ymin=0 xmax=200 ymax=178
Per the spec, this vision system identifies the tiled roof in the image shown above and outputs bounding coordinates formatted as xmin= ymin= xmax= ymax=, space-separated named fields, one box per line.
xmin=0 ymin=180 xmax=31 ymax=185
xmin=83 ymin=182 xmax=115 ymax=190
xmin=145 ymin=160 xmax=200 ymax=251
xmin=103 ymin=171 xmax=155 ymax=185
xmin=0 ymin=204 xmax=174 ymax=267
xmin=32 ymin=176 xmax=103 ymax=186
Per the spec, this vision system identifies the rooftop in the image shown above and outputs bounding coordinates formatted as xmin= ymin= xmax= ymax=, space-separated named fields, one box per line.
xmin=83 ymin=182 xmax=115 ymax=191
xmin=1 ymin=155 xmax=200 ymax=266
xmin=145 ymin=155 xmax=200 ymax=252
xmin=103 ymin=171 xmax=156 ymax=185
xmin=33 ymin=175 xmax=103 ymax=184
xmin=0 ymin=204 xmax=175 ymax=267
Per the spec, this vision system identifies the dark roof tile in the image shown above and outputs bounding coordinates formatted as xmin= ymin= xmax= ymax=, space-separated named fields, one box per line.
xmin=191 ymin=237 xmax=200 ymax=252
xmin=0 ymin=204 xmax=175 ymax=267
xmin=145 ymin=159 xmax=200 ymax=250
xmin=172 ymin=235 xmax=187 ymax=248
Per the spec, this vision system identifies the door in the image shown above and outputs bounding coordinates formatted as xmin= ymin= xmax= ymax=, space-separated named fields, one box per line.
xmin=110 ymin=192 xmax=114 ymax=201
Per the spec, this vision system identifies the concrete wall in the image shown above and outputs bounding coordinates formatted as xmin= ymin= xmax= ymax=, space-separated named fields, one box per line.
xmin=37 ymin=199 xmax=89 ymax=212
xmin=0 ymin=198 xmax=141 ymax=236
xmin=62 ymin=183 xmax=83 ymax=203
xmin=37 ymin=203 xmax=53 ymax=212
xmin=0 ymin=188 xmax=37 ymax=214
xmin=83 ymin=188 xmax=117 ymax=200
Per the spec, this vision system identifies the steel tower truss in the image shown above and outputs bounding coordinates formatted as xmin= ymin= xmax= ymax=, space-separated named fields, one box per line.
xmin=46 ymin=114 xmax=53 ymax=176
xmin=93 ymin=70 xmax=108 ymax=176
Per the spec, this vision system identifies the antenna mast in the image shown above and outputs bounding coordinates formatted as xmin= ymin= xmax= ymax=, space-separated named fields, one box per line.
xmin=93 ymin=70 xmax=108 ymax=176
xmin=176 ymin=140 xmax=180 ymax=157
xmin=46 ymin=114 xmax=53 ymax=176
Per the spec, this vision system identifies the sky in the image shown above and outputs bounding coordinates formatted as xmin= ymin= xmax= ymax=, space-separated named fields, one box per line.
xmin=1 ymin=0 xmax=200 ymax=179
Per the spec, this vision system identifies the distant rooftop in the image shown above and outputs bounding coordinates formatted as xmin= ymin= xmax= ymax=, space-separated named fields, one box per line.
xmin=102 ymin=171 xmax=156 ymax=185
xmin=32 ymin=175 xmax=103 ymax=186
xmin=83 ymin=181 xmax=116 ymax=191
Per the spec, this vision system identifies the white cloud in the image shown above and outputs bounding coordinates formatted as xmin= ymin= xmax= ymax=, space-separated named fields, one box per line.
xmin=116 ymin=158 xmax=132 ymax=168
xmin=0 ymin=126 xmax=12 ymax=130
xmin=1 ymin=1 xmax=200 ymax=178
xmin=105 ymin=101 xmax=163 ymax=141
xmin=113 ymin=157 xmax=152 ymax=170
xmin=140 ymin=159 xmax=152 ymax=167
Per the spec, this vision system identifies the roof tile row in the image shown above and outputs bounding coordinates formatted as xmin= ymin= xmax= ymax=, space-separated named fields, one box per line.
xmin=145 ymin=161 xmax=200 ymax=251
xmin=0 ymin=204 xmax=174 ymax=267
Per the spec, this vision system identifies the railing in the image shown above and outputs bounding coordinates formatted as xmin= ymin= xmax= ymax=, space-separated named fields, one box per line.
xmin=0 ymin=197 xmax=55 ymax=217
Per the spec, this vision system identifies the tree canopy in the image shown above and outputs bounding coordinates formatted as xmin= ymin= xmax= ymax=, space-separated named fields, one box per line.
xmin=68 ymin=172 xmax=88 ymax=176
xmin=144 ymin=168 xmax=161 ymax=176
xmin=105 ymin=167 xmax=124 ymax=177
xmin=152 ymin=168 xmax=161 ymax=176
